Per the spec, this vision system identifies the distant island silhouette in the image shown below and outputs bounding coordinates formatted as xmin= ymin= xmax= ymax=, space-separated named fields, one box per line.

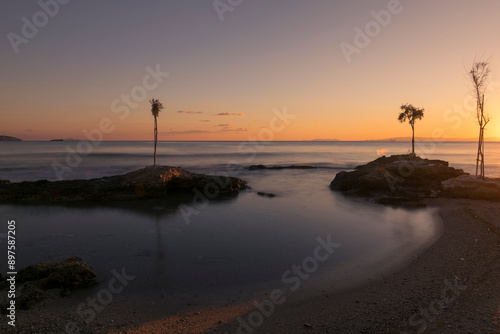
xmin=0 ymin=135 xmax=22 ymax=141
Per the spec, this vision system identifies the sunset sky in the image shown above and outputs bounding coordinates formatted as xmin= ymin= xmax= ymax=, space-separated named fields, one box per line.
xmin=1 ymin=0 xmax=499 ymax=141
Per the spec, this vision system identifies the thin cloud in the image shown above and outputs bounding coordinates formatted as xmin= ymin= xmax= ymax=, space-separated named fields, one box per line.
xmin=162 ymin=130 xmax=211 ymax=135
xmin=177 ymin=110 xmax=203 ymax=114
xmin=217 ymin=124 xmax=231 ymax=127
xmin=199 ymin=120 xmax=211 ymax=122
xmin=220 ymin=127 xmax=248 ymax=132
xmin=214 ymin=113 xmax=244 ymax=116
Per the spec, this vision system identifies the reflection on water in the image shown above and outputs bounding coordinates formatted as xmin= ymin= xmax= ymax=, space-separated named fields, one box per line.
xmin=0 ymin=169 xmax=438 ymax=303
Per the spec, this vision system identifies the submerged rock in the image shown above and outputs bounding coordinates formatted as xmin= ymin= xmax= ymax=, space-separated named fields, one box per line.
xmin=330 ymin=154 xmax=466 ymax=200
xmin=248 ymin=165 xmax=316 ymax=170
xmin=257 ymin=191 xmax=277 ymax=198
xmin=0 ymin=166 xmax=248 ymax=203
xmin=0 ymin=257 xmax=97 ymax=311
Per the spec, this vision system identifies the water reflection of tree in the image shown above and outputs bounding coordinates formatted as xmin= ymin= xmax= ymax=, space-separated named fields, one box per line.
xmin=152 ymin=211 xmax=169 ymax=281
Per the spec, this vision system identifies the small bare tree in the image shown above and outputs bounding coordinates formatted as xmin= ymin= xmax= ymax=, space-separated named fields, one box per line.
xmin=398 ymin=104 xmax=425 ymax=156
xmin=468 ymin=61 xmax=491 ymax=180
xmin=149 ymin=98 xmax=164 ymax=166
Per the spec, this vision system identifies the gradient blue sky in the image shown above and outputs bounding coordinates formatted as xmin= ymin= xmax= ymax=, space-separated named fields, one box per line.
xmin=1 ymin=0 xmax=499 ymax=140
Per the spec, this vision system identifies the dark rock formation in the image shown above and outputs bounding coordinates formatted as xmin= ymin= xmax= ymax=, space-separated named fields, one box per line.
xmin=441 ymin=175 xmax=500 ymax=201
xmin=17 ymin=257 xmax=97 ymax=292
xmin=257 ymin=192 xmax=277 ymax=198
xmin=248 ymin=164 xmax=316 ymax=170
xmin=0 ymin=135 xmax=21 ymax=141
xmin=0 ymin=166 xmax=247 ymax=203
xmin=330 ymin=155 xmax=467 ymax=201
xmin=0 ymin=257 xmax=97 ymax=311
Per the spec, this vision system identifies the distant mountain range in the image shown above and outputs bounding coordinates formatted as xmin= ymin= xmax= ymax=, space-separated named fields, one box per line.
xmin=369 ymin=137 xmax=500 ymax=142
xmin=2 ymin=135 xmax=499 ymax=142
xmin=310 ymin=138 xmax=341 ymax=141
xmin=0 ymin=135 xmax=22 ymax=141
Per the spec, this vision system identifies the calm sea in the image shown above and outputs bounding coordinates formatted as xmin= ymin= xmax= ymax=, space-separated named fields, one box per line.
xmin=0 ymin=141 xmax=498 ymax=307
xmin=1 ymin=141 xmax=499 ymax=182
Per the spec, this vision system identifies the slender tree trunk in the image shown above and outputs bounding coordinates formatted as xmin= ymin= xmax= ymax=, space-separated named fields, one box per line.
xmin=154 ymin=116 xmax=157 ymax=166
xmin=411 ymin=123 xmax=415 ymax=156
xmin=476 ymin=127 xmax=482 ymax=178
xmin=475 ymin=138 xmax=480 ymax=176
xmin=476 ymin=129 xmax=481 ymax=177
xmin=479 ymin=125 xmax=485 ymax=180
xmin=475 ymin=95 xmax=486 ymax=180
xmin=481 ymin=137 xmax=486 ymax=181
xmin=475 ymin=98 xmax=481 ymax=178
xmin=481 ymin=95 xmax=486 ymax=180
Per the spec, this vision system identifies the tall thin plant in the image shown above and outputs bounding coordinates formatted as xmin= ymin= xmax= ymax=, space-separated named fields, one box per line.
xmin=149 ymin=98 xmax=164 ymax=166
xmin=468 ymin=61 xmax=491 ymax=180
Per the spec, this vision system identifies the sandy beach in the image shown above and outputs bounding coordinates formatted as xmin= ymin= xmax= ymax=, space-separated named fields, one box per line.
xmin=2 ymin=197 xmax=499 ymax=334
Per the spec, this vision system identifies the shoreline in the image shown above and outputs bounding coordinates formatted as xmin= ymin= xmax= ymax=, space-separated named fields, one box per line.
xmin=215 ymin=197 xmax=500 ymax=333
xmin=2 ymin=198 xmax=499 ymax=333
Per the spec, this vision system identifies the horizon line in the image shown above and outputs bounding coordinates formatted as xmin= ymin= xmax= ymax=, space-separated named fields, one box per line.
xmin=5 ymin=139 xmax=500 ymax=143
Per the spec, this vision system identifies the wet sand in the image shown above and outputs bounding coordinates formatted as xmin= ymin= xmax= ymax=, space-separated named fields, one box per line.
xmin=2 ymin=198 xmax=500 ymax=333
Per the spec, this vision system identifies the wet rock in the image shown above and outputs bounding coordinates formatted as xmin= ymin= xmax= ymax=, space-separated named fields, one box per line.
xmin=0 ymin=257 xmax=97 ymax=311
xmin=330 ymin=154 xmax=466 ymax=200
xmin=20 ymin=257 xmax=97 ymax=292
xmin=441 ymin=175 xmax=500 ymax=201
xmin=257 ymin=192 xmax=277 ymax=198
xmin=0 ymin=166 xmax=248 ymax=203
xmin=18 ymin=286 xmax=45 ymax=310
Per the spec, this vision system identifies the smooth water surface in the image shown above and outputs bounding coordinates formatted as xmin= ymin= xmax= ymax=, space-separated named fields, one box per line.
xmin=1 ymin=141 xmax=488 ymax=303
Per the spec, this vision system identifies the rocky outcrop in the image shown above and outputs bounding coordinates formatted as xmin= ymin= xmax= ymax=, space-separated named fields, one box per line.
xmin=0 ymin=166 xmax=248 ymax=203
xmin=441 ymin=175 xmax=500 ymax=201
xmin=330 ymin=155 xmax=467 ymax=201
xmin=0 ymin=257 xmax=97 ymax=311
